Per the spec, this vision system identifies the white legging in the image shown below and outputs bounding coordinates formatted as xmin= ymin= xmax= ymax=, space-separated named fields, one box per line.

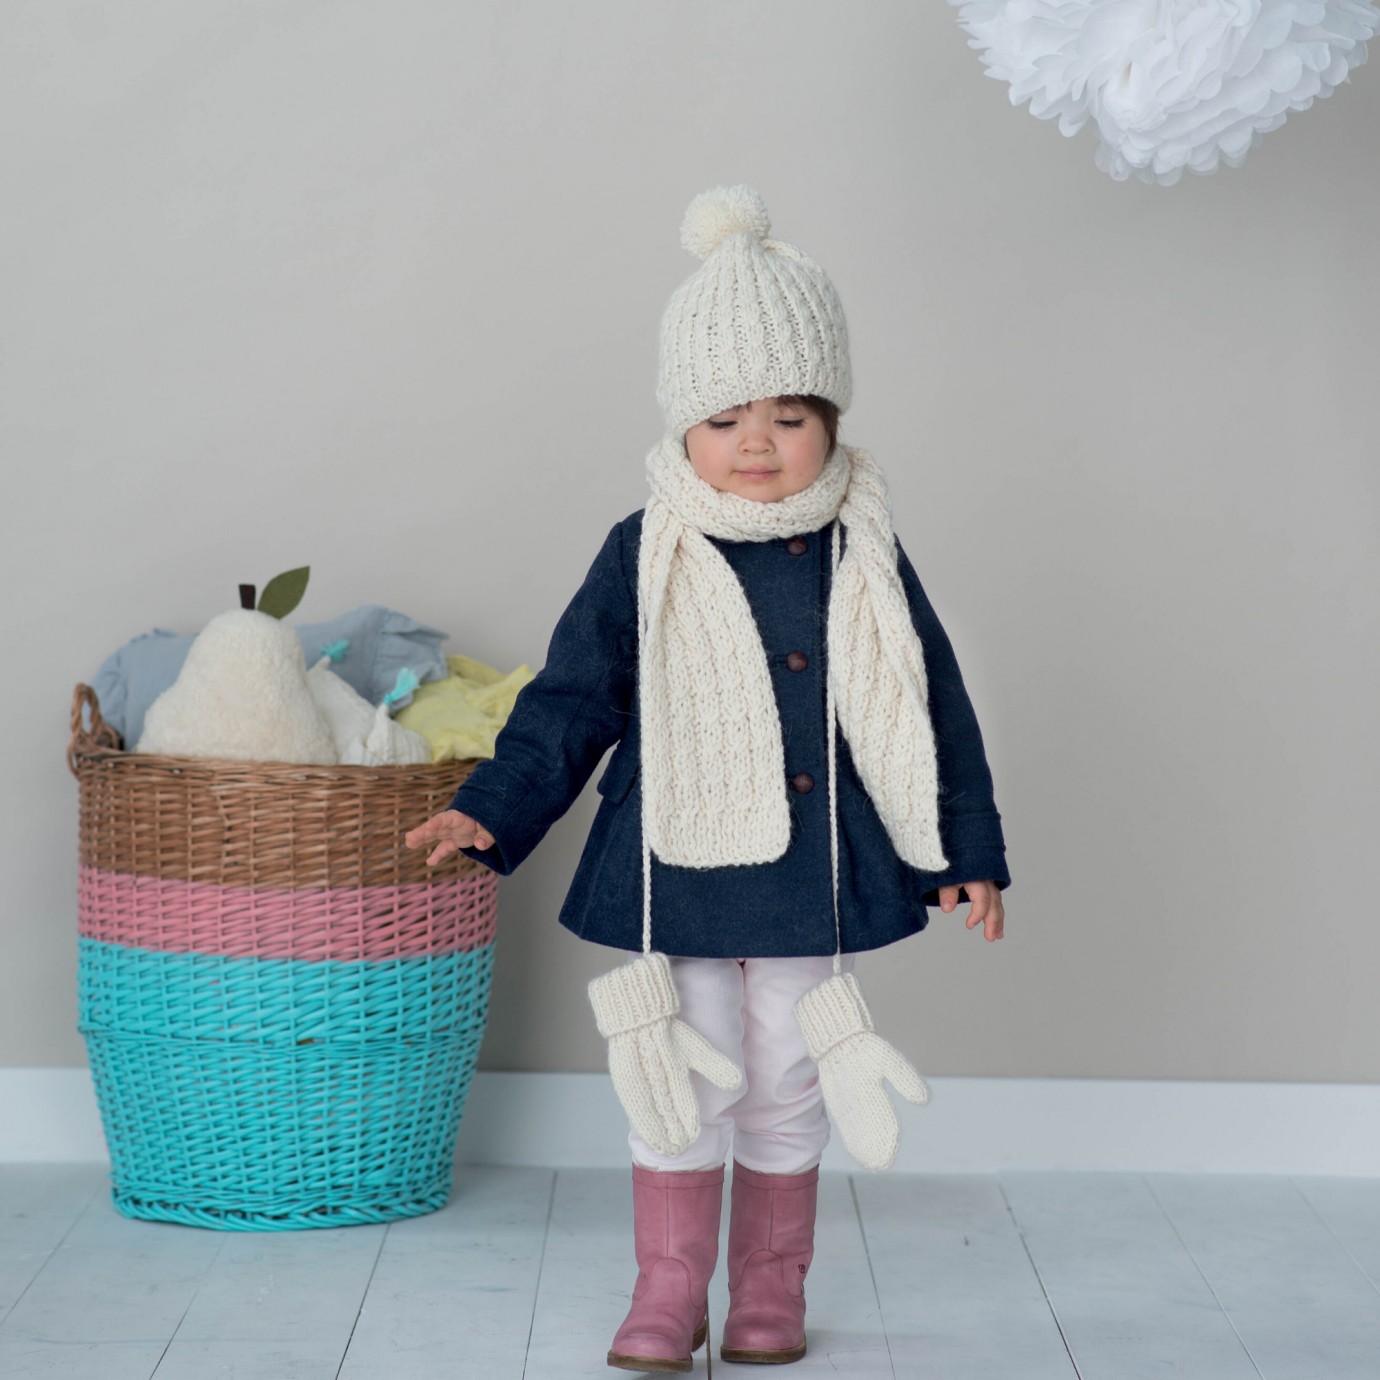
xmin=624 ymin=951 xmax=858 ymax=1175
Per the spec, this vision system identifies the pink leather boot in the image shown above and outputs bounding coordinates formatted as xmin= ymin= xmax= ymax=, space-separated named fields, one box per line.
xmin=719 ymin=1160 xmax=820 ymax=1365
xmin=607 ymin=1162 xmax=724 ymax=1373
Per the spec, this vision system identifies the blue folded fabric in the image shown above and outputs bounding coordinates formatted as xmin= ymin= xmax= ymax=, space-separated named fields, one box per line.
xmin=91 ymin=605 xmax=451 ymax=750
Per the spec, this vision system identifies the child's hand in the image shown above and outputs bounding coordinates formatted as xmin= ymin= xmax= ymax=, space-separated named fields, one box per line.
xmin=404 ymin=809 xmax=495 ymax=866
xmin=938 ymin=882 xmax=1005 ymax=942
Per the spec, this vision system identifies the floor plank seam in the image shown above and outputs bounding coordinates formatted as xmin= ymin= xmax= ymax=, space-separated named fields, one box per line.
xmin=334 ymin=1222 xmax=392 ymax=1380
xmin=11 ymin=1168 xmax=1379 ymax=1378
xmin=847 ymin=1174 xmax=897 ymax=1380
xmin=1140 ymin=1174 xmax=1268 ymax=1380
xmin=994 ymin=1175 xmax=1085 ymax=1380
xmin=0 ymin=1172 xmax=105 ymax=1335
xmin=1288 ymin=1175 xmax=1380 ymax=1299
xmin=148 ymin=1229 xmax=228 ymax=1380
xmin=520 ymin=1168 xmax=560 ymax=1380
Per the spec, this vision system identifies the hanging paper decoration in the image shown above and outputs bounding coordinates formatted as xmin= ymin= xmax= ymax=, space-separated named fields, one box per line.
xmin=949 ymin=0 xmax=1379 ymax=185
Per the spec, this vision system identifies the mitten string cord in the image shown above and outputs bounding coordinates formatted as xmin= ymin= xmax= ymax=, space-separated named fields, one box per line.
xmin=640 ymin=544 xmax=653 ymax=955
xmin=828 ymin=517 xmax=843 ymax=977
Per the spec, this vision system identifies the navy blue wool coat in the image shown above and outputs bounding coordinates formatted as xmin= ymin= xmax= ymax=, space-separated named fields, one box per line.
xmin=446 ymin=509 xmax=1010 ymax=958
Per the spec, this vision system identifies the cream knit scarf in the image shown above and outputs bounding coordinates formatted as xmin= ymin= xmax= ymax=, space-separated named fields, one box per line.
xmin=636 ymin=433 xmax=950 ymax=956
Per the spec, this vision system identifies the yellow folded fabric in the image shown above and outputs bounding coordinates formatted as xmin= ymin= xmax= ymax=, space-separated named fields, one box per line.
xmin=395 ymin=654 xmax=535 ymax=762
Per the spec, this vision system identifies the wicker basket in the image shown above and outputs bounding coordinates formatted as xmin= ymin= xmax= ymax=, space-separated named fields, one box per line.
xmin=67 ymin=682 xmax=498 ymax=1230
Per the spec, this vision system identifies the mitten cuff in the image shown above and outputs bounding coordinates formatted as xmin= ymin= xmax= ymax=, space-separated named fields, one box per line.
xmin=589 ymin=950 xmax=680 ymax=1038
xmin=794 ymin=971 xmax=874 ymax=1062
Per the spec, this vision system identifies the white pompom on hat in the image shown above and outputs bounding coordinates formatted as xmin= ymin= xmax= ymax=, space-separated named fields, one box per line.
xmin=655 ymin=185 xmax=853 ymax=439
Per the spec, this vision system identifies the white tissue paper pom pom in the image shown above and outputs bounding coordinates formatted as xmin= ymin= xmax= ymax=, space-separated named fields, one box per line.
xmin=680 ymin=184 xmax=772 ymax=260
xmin=950 ymin=0 xmax=1379 ymax=185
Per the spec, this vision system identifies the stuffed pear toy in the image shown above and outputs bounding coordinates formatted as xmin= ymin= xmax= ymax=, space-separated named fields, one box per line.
xmin=136 ymin=568 xmax=336 ymax=765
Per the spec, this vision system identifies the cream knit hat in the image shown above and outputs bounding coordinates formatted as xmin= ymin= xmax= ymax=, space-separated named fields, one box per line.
xmin=655 ymin=185 xmax=853 ymax=438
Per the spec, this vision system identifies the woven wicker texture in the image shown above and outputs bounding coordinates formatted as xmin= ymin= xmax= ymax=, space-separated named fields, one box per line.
xmin=83 ymin=1031 xmax=481 ymax=1230
xmin=78 ymin=939 xmax=494 ymax=1043
xmin=67 ymin=683 xmax=498 ymax=1231
xmin=79 ymin=939 xmax=493 ymax=1229
xmin=77 ymin=867 xmax=496 ymax=960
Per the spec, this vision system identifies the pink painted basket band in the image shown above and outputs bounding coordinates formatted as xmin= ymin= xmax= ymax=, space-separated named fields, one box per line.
xmin=78 ymin=864 xmax=497 ymax=962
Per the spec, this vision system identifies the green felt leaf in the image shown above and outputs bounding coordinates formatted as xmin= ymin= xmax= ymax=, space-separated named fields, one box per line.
xmin=257 ymin=566 xmax=310 ymax=620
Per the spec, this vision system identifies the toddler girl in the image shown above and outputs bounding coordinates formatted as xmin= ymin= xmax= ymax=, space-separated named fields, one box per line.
xmin=406 ymin=184 xmax=1009 ymax=1372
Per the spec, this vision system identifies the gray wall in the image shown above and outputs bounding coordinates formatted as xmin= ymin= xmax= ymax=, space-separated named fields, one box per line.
xmin=3 ymin=1 xmax=1376 ymax=1081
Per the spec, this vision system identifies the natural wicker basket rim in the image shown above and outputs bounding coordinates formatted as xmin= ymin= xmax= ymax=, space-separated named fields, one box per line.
xmin=68 ymin=682 xmax=480 ymax=779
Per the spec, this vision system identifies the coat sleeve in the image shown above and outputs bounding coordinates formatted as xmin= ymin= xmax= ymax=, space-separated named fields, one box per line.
xmin=444 ymin=518 xmax=638 ymax=875
xmin=894 ymin=534 xmax=1011 ymax=903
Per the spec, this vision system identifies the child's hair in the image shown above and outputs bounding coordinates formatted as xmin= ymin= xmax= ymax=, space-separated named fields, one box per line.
xmin=781 ymin=394 xmax=841 ymax=458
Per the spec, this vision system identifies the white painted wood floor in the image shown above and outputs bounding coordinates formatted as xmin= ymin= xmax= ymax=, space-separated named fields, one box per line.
xmin=1 ymin=1165 xmax=1378 ymax=1379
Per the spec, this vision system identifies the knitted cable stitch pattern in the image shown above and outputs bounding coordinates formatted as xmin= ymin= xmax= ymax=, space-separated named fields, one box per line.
xmin=636 ymin=433 xmax=949 ymax=948
xmin=589 ymin=184 xmax=942 ymax=1173
xmin=656 ymin=185 xmax=853 ymax=439
xmin=588 ymin=951 xmax=744 ymax=1157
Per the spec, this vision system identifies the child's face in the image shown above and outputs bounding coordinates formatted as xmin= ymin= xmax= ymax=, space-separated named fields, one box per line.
xmin=683 ymin=397 xmax=830 ymax=503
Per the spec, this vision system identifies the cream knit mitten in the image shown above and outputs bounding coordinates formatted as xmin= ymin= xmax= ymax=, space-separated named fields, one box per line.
xmin=589 ymin=951 xmax=745 ymax=1157
xmin=795 ymin=972 xmax=931 ymax=1172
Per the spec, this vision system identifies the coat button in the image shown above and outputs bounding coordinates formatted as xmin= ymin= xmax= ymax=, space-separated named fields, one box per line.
xmin=786 ymin=537 xmax=808 ymax=556
xmin=786 ymin=651 xmax=808 ymax=672
xmin=789 ymin=772 xmax=815 ymax=794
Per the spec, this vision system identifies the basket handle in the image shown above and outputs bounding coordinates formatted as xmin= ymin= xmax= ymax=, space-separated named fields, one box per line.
xmin=68 ymin=683 xmax=121 ymax=777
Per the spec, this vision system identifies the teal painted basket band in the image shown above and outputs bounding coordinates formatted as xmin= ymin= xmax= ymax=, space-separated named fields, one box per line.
xmin=84 ymin=1032 xmax=483 ymax=1230
xmin=78 ymin=936 xmax=494 ymax=1044
xmin=77 ymin=936 xmax=495 ymax=1230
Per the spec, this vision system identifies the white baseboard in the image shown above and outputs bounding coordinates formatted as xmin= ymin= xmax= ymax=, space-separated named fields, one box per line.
xmin=3 ymin=1067 xmax=1376 ymax=1175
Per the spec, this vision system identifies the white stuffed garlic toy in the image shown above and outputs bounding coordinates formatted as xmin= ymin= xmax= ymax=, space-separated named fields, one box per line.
xmin=307 ymin=650 xmax=431 ymax=767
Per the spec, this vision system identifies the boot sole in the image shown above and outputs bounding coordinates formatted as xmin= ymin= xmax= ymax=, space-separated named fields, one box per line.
xmin=720 ymin=1339 xmax=808 ymax=1364
xmin=607 ymin=1315 xmax=707 ymax=1372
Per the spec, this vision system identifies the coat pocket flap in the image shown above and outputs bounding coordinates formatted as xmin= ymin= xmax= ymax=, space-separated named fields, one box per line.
xmin=595 ymin=743 xmax=639 ymax=804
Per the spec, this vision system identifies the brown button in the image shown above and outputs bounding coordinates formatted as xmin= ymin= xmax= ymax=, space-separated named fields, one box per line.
xmin=786 ymin=537 xmax=808 ymax=556
xmin=789 ymin=772 xmax=815 ymax=794
xmin=786 ymin=651 xmax=808 ymax=672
